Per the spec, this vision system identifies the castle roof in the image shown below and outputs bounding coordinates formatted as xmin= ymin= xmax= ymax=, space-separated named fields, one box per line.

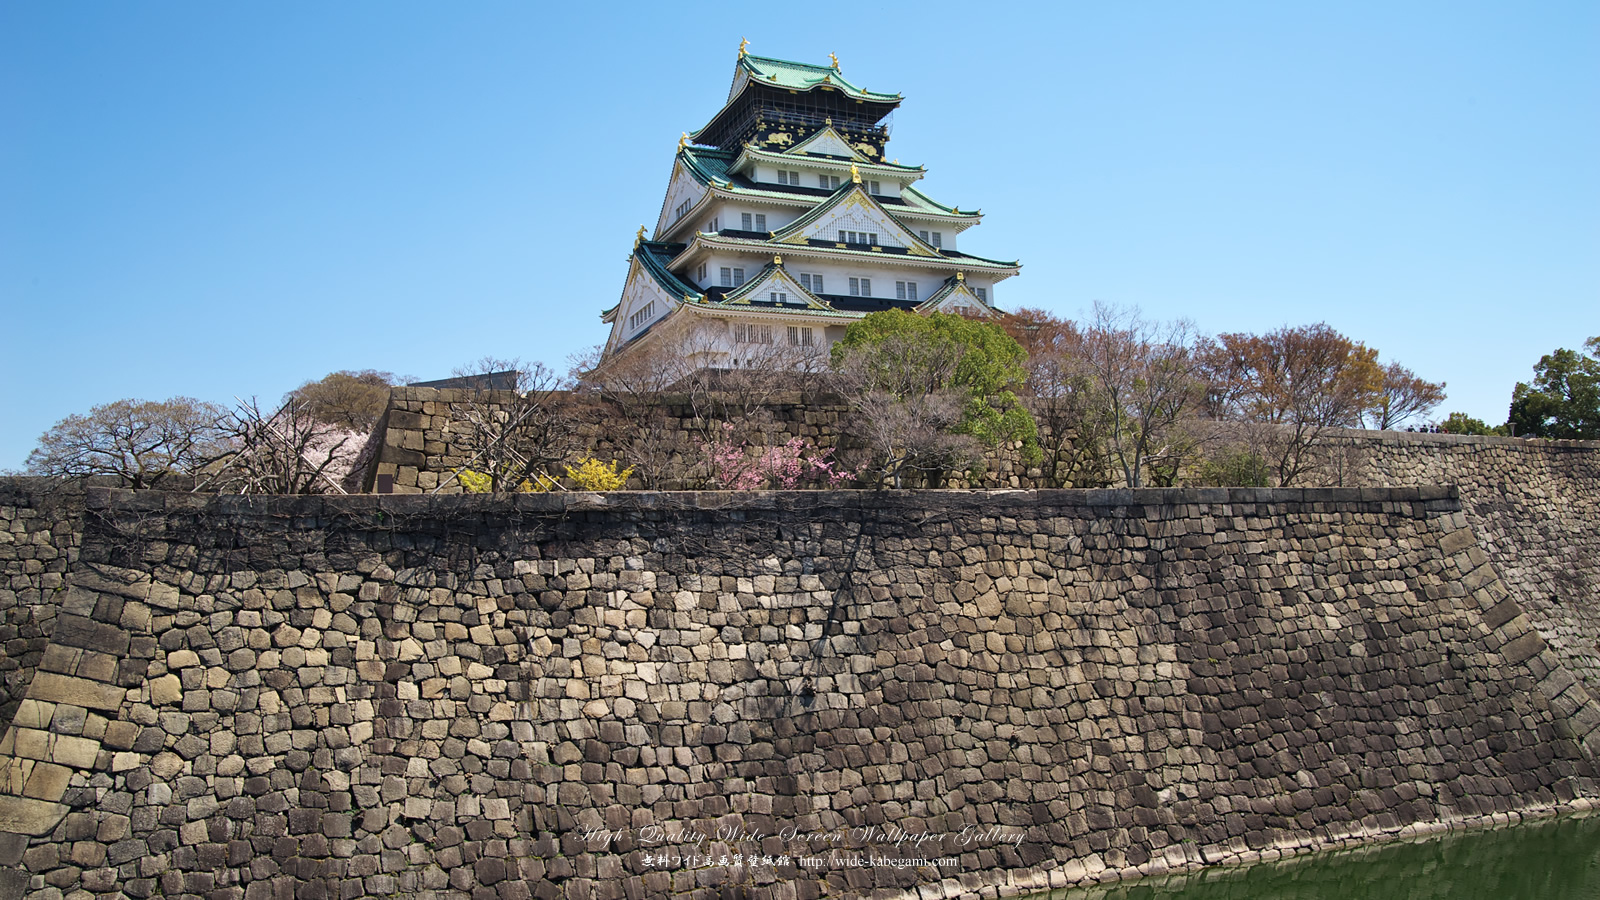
xmin=732 ymin=53 xmax=901 ymax=104
xmin=677 ymin=146 xmax=978 ymax=221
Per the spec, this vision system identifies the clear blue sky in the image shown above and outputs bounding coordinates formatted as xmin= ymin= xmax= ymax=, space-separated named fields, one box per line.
xmin=4 ymin=2 xmax=1596 ymax=470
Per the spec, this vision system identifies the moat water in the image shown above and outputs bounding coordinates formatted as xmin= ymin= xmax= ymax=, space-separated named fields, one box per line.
xmin=1026 ymin=814 xmax=1600 ymax=900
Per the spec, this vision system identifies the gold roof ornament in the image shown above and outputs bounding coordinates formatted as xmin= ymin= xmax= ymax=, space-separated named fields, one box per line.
xmin=739 ymin=37 xmax=749 ymax=57
xmin=825 ymin=117 xmax=832 ymax=126
xmin=773 ymin=254 xmax=783 ymax=266
xmin=678 ymin=133 xmax=688 ymax=151
xmin=850 ymin=164 xmax=861 ymax=184
xmin=635 ymin=225 xmax=647 ymax=246
xmin=956 ymin=271 xmax=965 ymax=282
xmin=684 ymin=293 xmax=696 ymax=303
xmin=829 ymin=52 xmax=840 ymax=69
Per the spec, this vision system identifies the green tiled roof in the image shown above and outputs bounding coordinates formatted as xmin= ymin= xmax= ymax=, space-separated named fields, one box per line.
xmin=683 ymin=231 xmax=1020 ymax=271
xmin=635 ymin=241 xmax=701 ymax=299
xmin=677 ymin=146 xmax=978 ymax=220
xmin=738 ymin=53 xmax=901 ymax=103
xmin=737 ymin=143 xmax=925 ymax=174
xmin=900 ymin=185 xmax=978 ymax=218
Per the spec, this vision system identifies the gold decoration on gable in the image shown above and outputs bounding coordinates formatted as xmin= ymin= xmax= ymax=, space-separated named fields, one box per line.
xmin=854 ymin=142 xmax=879 ymax=159
xmin=764 ymin=132 xmax=794 ymax=147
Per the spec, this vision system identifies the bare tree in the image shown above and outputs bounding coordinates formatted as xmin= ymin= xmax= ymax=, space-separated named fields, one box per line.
xmin=202 ymin=398 xmax=361 ymax=495
xmin=441 ymin=358 xmax=570 ymax=493
xmin=580 ymin=339 xmax=702 ymax=489
xmin=1080 ymin=303 xmax=1206 ymax=488
xmin=26 ymin=397 xmax=230 ymax=489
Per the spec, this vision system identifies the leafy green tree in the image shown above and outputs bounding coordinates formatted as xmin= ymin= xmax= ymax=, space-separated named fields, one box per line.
xmin=1508 ymin=338 xmax=1600 ymax=439
xmin=1437 ymin=412 xmax=1503 ymax=436
xmin=832 ymin=310 xmax=1039 ymax=487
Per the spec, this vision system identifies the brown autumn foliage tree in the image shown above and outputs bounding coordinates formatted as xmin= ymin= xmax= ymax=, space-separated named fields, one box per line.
xmin=1001 ymin=308 xmax=1114 ymax=487
xmin=1364 ymin=362 xmax=1447 ymax=430
xmin=286 ymin=369 xmax=396 ymax=431
xmin=1197 ymin=323 xmax=1383 ymax=485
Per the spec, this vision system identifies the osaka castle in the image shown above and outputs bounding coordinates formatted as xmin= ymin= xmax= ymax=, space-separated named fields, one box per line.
xmin=596 ymin=41 xmax=1020 ymax=374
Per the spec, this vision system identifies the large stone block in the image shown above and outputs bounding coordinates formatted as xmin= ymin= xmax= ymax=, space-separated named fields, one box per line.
xmin=26 ymin=673 xmax=125 ymax=713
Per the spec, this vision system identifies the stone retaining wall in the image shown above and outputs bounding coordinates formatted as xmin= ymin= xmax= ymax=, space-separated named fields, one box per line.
xmin=1337 ymin=432 xmax=1600 ymax=701
xmin=0 ymin=482 xmax=84 ymax=734
xmin=0 ymin=487 xmax=1595 ymax=899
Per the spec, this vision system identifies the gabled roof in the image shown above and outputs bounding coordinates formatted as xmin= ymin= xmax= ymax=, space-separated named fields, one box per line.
xmin=785 ymin=125 xmax=869 ymax=161
xmin=735 ymin=52 xmax=901 ymax=104
xmin=770 ymin=181 xmax=944 ymax=256
xmin=712 ymin=257 xmax=837 ymax=312
xmin=917 ymin=275 xmax=998 ymax=316
xmin=733 ymin=142 xmax=925 ymax=177
xmin=674 ymin=145 xmax=976 ymax=224
xmin=603 ymin=240 xmax=700 ymax=322
xmin=636 ymin=240 xmax=701 ymax=297
xmin=692 ymin=49 xmax=902 ymax=145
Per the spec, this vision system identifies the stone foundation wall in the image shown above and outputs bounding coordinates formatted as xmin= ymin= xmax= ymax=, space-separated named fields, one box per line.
xmin=0 ymin=488 xmax=1596 ymax=899
xmin=0 ymin=482 xmax=84 ymax=734
xmin=1337 ymin=432 xmax=1600 ymax=701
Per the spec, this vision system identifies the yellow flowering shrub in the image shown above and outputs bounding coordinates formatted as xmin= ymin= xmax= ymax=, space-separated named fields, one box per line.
xmin=564 ymin=458 xmax=634 ymax=491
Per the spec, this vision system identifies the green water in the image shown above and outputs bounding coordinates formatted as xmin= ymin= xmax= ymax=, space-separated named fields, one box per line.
xmin=1029 ymin=815 xmax=1600 ymax=900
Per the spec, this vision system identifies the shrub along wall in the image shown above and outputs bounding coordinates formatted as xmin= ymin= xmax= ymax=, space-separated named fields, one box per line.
xmin=0 ymin=487 xmax=1595 ymax=899
xmin=365 ymin=387 xmax=1039 ymax=495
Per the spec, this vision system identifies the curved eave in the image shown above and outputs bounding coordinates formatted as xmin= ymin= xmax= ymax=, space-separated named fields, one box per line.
xmin=669 ymin=233 xmax=1021 ymax=279
xmin=901 ymin=186 xmax=982 ymax=219
xmin=738 ymin=53 xmax=902 ymax=102
xmin=634 ymin=241 xmax=704 ymax=300
xmin=691 ymin=302 xmax=861 ymax=322
xmin=730 ymin=144 xmax=926 ymax=180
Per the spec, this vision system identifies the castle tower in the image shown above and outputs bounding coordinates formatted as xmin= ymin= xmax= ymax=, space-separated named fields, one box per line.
xmin=597 ymin=41 xmax=1020 ymax=375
